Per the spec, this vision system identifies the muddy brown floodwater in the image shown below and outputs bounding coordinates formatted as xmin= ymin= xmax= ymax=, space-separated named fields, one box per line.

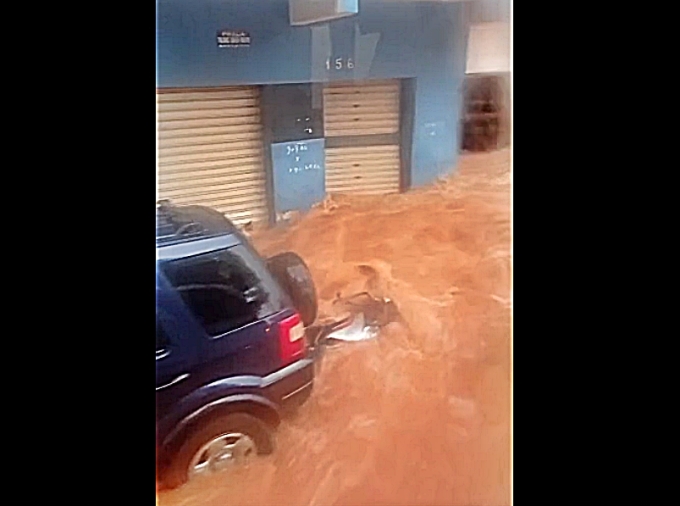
xmin=159 ymin=149 xmax=511 ymax=506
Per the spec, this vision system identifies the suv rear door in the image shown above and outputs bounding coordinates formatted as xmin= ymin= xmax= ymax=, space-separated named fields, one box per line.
xmin=159 ymin=243 xmax=290 ymax=380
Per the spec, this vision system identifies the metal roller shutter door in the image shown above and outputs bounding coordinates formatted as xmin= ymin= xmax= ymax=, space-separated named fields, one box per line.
xmin=157 ymin=86 xmax=268 ymax=226
xmin=323 ymin=80 xmax=401 ymax=195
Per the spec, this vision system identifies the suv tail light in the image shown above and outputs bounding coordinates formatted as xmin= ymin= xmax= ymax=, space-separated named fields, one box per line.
xmin=278 ymin=313 xmax=306 ymax=365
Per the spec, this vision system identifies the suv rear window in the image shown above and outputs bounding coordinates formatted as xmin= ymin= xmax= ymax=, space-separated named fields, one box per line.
xmin=161 ymin=246 xmax=272 ymax=337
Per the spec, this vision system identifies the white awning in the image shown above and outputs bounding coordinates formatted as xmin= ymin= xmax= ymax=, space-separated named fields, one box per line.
xmin=466 ymin=21 xmax=510 ymax=74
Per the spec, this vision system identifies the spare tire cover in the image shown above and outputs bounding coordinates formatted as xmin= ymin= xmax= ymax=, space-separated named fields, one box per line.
xmin=266 ymin=252 xmax=318 ymax=326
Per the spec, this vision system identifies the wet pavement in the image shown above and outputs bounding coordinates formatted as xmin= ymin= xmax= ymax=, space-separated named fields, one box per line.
xmin=159 ymin=148 xmax=511 ymax=506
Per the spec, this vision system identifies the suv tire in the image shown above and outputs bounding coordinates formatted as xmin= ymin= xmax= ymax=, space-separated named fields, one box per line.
xmin=267 ymin=252 xmax=318 ymax=326
xmin=163 ymin=413 xmax=274 ymax=488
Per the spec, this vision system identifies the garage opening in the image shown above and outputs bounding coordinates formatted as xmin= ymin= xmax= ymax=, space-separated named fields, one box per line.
xmin=323 ymin=79 xmax=402 ymax=195
xmin=463 ymin=19 xmax=511 ymax=152
xmin=156 ymin=86 xmax=268 ymax=227
xmin=462 ymin=74 xmax=510 ymax=152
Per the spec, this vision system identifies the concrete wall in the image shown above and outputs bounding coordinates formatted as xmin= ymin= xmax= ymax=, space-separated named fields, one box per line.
xmin=157 ymin=0 xmax=469 ymax=187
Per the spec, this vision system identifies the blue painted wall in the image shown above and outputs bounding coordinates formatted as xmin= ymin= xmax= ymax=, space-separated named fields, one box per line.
xmin=271 ymin=139 xmax=326 ymax=214
xmin=157 ymin=0 xmax=469 ymax=187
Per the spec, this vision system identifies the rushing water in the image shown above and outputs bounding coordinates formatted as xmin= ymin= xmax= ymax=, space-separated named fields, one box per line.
xmin=159 ymin=149 xmax=511 ymax=506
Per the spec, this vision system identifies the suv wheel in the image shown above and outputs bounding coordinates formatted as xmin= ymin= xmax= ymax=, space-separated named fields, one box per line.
xmin=267 ymin=252 xmax=318 ymax=326
xmin=163 ymin=413 xmax=274 ymax=488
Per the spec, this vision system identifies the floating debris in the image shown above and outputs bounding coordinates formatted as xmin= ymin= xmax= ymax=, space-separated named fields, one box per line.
xmin=325 ymin=312 xmax=379 ymax=344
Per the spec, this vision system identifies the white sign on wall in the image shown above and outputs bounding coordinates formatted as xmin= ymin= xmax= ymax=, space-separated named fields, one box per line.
xmin=217 ymin=30 xmax=251 ymax=48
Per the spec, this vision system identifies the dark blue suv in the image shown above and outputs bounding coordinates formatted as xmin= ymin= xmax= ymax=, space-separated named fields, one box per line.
xmin=156 ymin=202 xmax=319 ymax=488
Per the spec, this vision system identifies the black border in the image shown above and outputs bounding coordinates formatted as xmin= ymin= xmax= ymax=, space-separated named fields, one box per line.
xmin=57 ymin=0 xmax=157 ymax=501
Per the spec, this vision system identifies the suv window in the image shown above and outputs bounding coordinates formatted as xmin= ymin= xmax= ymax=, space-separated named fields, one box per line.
xmin=161 ymin=246 xmax=270 ymax=337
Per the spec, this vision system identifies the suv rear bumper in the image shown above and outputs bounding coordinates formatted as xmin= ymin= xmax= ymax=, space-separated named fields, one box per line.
xmin=262 ymin=357 xmax=315 ymax=414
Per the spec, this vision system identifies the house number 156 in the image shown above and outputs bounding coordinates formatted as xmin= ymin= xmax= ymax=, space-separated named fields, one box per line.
xmin=326 ymin=57 xmax=354 ymax=70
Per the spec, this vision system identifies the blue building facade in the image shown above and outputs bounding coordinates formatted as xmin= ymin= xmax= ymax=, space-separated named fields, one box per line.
xmin=157 ymin=0 xmax=470 ymax=225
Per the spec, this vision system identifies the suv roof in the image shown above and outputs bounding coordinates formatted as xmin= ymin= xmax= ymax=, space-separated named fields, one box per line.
xmin=156 ymin=201 xmax=239 ymax=247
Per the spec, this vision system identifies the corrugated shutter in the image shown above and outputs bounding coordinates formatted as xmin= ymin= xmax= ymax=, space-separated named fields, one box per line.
xmin=324 ymin=80 xmax=400 ymax=136
xmin=325 ymin=145 xmax=400 ymax=195
xmin=157 ymin=86 xmax=268 ymax=226
xmin=323 ymin=80 xmax=401 ymax=194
